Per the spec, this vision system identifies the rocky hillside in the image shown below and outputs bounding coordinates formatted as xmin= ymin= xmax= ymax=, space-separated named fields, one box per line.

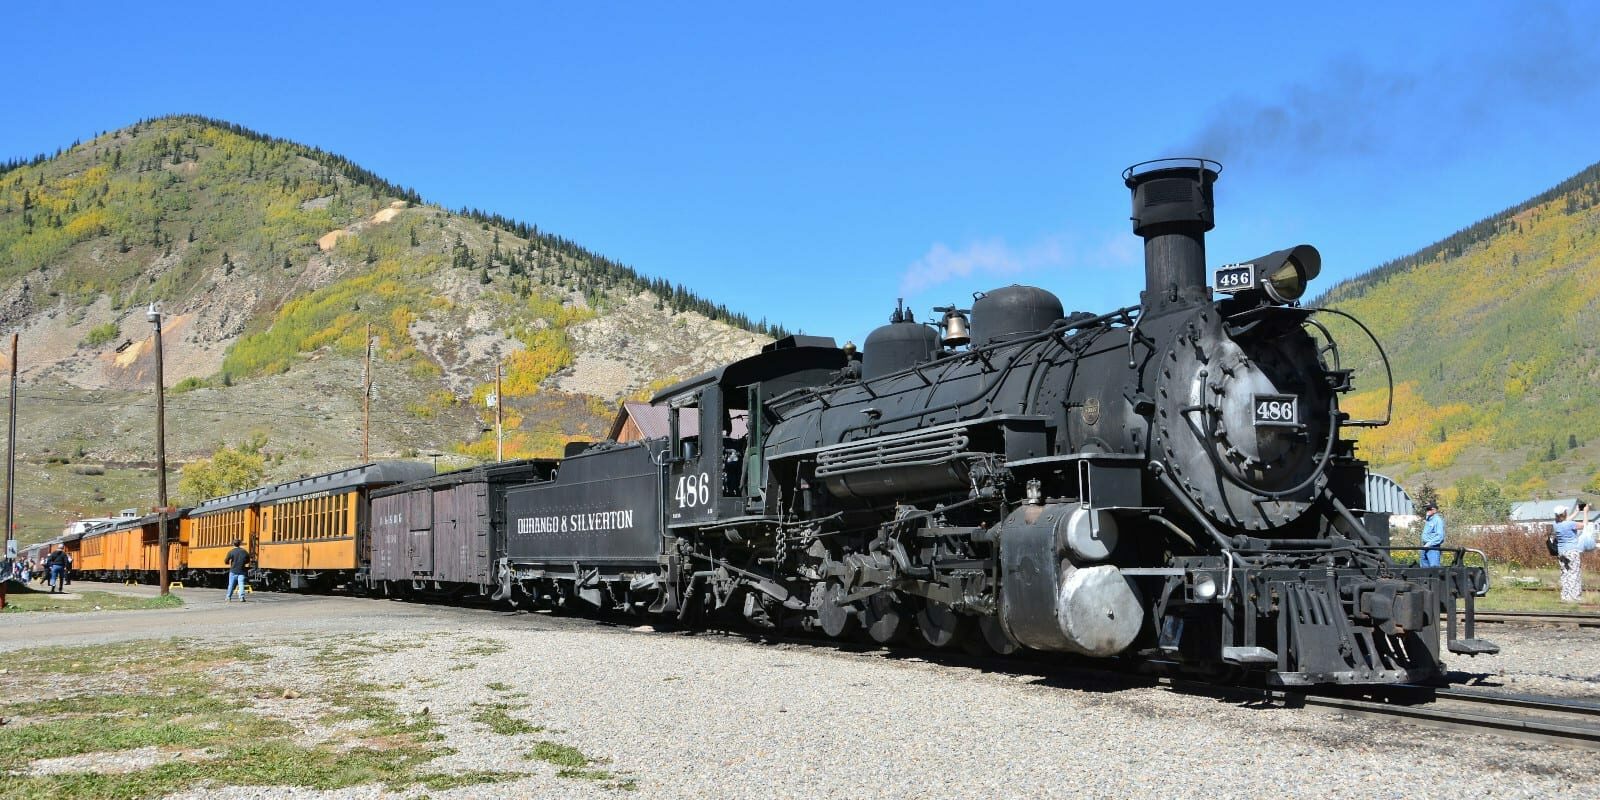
xmin=0 ymin=116 xmax=776 ymax=539
xmin=1320 ymin=158 xmax=1600 ymax=507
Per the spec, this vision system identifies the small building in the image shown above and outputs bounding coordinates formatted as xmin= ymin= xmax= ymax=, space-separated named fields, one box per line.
xmin=1509 ymin=498 xmax=1582 ymax=527
xmin=608 ymin=400 xmax=747 ymax=443
xmin=1364 ymin=473 xmax=1415 ymax=527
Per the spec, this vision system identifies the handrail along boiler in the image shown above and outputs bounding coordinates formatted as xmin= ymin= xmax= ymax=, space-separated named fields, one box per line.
xmin=490 ymin=159 xmax=1494 ymax=686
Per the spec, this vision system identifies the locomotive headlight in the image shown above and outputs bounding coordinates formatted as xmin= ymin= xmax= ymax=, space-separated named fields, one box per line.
xmin=1214 ymin=244 xmax=1322 ymax=306
xmin=1191 ymin=572 xmax=1218 ymax=601
xmin=1263 ymin=258 xmax=1308 ymax=303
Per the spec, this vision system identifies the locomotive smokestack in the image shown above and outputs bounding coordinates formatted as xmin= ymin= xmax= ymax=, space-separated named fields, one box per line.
xmin=1123 ymin=159 xmax=1220 ymax=316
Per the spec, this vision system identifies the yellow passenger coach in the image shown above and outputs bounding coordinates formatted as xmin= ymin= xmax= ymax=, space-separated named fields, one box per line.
xmin=250 ymin=462 xmax=433 ymax=590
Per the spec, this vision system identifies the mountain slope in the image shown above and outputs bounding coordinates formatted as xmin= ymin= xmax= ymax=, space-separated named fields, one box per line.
xmin=0 ymin=115 xmax=778 ymax=537
xmin=1320 ymin=159 xmax=1600 ymax=501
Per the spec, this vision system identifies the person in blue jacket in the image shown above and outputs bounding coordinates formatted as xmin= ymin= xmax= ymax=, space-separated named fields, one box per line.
xmin=1419 ymin=503 xmax=1445 ymax=567
xmin=1555 ymin=504 xmax=1586 ymax=603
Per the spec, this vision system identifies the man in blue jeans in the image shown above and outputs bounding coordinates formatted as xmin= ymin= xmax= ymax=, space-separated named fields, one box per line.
xmin=45 ymin=546 xmax=69 ymax=593
xmin=1419 ymin=503 xmax=1445 ymax=567
xmin=224 ymin=539 xmax=250 ymax=602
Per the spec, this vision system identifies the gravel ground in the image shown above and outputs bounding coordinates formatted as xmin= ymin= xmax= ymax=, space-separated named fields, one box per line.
xmin=12 ymin=584 xmax=1600 ymax=799
xmin=1448 ymin=623 xmax=1600 ymax=699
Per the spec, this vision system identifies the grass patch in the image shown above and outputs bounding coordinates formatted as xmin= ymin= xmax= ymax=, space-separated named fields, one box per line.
xmin=471 ymin=702 xmax=543 ymax=736
xmin=461 ymin=639 xmax=508 ymax=656
xmin=0 ymin=637 xmax=519 ymax=798
xmin=525 ymin=740 xmax=632 ymax=786
xmin=1472 ymin=565 xmax=1600 ymax=611
xmin=81 ymin=322 xmax=120 ymax=349
xmin=485 ymin=681 xmax=512 ymax=692
xmin=2 ymin=588 xmax=184 ymax=614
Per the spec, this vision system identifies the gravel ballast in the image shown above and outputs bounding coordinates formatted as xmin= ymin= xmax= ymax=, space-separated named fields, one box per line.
xmin=9 ymin=584 xmax=1600 ymax=799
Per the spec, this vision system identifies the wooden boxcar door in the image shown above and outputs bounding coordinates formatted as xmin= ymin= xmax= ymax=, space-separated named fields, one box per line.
xmin=409 ymin=489 xmax=435 ymax=576
xmin=427 ymin=489 xmax=456 ymax=577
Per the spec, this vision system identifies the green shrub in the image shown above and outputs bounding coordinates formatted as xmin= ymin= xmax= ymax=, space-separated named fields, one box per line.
xmin=81 ymin=322 xmax=120 ymax=348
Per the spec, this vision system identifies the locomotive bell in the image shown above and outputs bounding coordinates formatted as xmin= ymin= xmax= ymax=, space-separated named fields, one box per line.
xmin=934 ymin=305 xmax=971 ymax=347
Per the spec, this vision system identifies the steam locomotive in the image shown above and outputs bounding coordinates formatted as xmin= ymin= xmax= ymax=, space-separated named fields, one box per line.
xmin=379 ymin=158 xmax=1493 ymax=686
xmin=61 ymin=159 xmax=1497 ymax=687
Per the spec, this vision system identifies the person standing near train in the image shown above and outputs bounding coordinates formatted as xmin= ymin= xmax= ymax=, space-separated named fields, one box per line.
xmin=45 ymin=546 xmax=69 ymax=593
xmin=224 ymin=540 xmax=250 ymax=603
xmin=1554 ymin=504 xmax=1586 ymax=603
xmin=1419 ymin=502 xmax=1445 ymax=567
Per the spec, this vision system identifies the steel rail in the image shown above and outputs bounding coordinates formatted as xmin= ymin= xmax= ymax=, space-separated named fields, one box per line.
xmin=1431 ymin=687 xmax=1600 ymax=718
xmin=703 ymin=626 xmax=1600 ymax=749
xmin=1281 ymin=689 xmax=1600 ymax=749
xmin=1464 ymin=610 xmax=1600 ymax=628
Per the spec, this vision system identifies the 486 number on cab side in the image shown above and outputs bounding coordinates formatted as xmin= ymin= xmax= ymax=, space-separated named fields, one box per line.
xmin=675 ymin=472 xmax=711 ymax=508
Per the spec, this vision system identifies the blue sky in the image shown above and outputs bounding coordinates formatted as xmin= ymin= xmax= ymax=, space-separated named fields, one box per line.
xmin=4 ymin=2 xmax=1599 ymax=344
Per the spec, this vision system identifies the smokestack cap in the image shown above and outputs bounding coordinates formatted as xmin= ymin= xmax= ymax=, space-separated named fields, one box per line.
xmin=1123 ymin=158 xmax=1221 ymax=238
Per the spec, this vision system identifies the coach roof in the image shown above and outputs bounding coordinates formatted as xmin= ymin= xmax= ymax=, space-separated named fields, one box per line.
xmin=191 ymin=461 xmax=435 ymax=513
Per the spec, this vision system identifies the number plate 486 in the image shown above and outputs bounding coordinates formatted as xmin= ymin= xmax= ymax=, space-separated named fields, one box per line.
xmin=1252 ymin=394 xmax=1299 ymax=427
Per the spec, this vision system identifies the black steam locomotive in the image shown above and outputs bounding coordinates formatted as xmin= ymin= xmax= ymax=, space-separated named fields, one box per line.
xmin=372 ymin=160 xmax=1495 ymax=686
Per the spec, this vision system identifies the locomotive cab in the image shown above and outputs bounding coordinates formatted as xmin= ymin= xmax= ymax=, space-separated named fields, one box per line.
xmin=653 ymin=336 xmax=848 ymax=525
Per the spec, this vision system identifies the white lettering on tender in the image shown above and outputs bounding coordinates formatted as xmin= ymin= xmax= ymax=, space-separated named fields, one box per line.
xmin=516 ymin=509 xmax=636 ymax=536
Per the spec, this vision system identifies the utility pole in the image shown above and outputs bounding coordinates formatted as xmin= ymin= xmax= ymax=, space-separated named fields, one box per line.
xmin=147 ymin=304 xmax=170 ymax=596
xmin=4 ymin=334 xmax=17 ymax=573
xmin=363 ymin=323 xmax=372 ymax=462
xmin=494 ymin=361 xmax=503 ymax=462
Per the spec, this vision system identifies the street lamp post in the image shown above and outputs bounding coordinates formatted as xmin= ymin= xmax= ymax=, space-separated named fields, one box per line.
xmin=148 ymin=303 xmax=170 ymax=596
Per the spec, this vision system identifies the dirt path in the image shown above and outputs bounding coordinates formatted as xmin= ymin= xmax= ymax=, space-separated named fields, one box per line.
xmin=0 ymin=580 xmax=538 ymax=652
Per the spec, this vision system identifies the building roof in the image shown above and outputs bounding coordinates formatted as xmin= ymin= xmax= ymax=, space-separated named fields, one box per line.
xmin=608 ymin=401 xmax=748 ymax=442
xmin=1362 ymin=473 xmax=1414 ymax=515
xmin=1509 ymin=498 xmax=1581 ymax=522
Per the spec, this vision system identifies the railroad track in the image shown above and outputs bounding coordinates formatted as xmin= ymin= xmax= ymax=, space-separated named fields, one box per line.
xmin=1286 ymin=686 xmax=1600 ymax=749
xmin=1467 ymin=610 xmax=1600 ymax=628
xmin=711 ymin=627 xmax=1600 ymax=749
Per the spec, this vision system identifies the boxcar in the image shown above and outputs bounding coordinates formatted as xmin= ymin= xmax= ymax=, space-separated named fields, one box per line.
xmin=368 ymin=459 xmax=558 ymax=597
xmin=253 ymin=461 xmax=434 ymax=590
